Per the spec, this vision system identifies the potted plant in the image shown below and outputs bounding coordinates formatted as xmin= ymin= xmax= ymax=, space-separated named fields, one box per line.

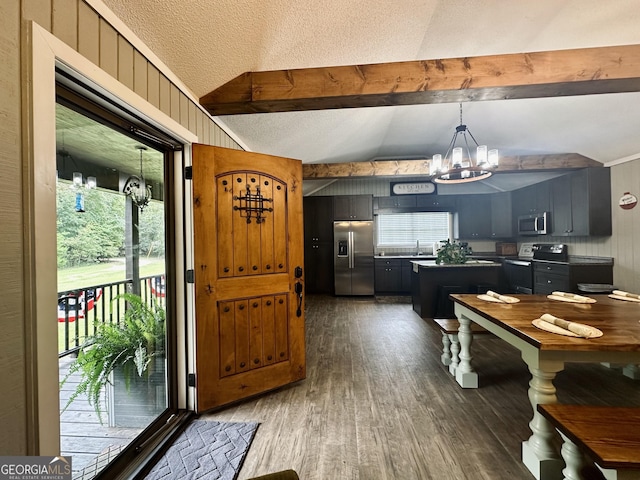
xmin=435 ymin=239 xmax=468 ymax=265
xmin=60 ymin=293 xmax=165 ymax=425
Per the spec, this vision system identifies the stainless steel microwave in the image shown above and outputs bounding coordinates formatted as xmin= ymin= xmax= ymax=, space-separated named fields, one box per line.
xmin=517 ymin=212 xmax=549 ymax=236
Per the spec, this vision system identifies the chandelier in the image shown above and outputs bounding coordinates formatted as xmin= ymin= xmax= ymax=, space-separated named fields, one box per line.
xmin=123 ymin=146 xmax=152 ymax=211
xmin=429 ymin=104 xmax=499 ymax=184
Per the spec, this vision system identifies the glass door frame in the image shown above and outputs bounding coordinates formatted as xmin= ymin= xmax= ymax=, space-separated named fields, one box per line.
xmin=56 ymin=79 xmax=182 ymax=478
xmin=28 ymin=21 xmax=197 ymax=476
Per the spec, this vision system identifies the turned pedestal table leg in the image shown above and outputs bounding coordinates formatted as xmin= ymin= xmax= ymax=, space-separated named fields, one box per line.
xmin=521 ymin=360 xmax=565 ymax=480
xmin=455 ymin=315 xmax=478 ymax=388
xmin=440 ymin=331 xmax=452 ymax=366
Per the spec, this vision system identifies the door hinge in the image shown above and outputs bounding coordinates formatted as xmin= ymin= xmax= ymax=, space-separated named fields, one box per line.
xmin=188 ymin=373 xmax=196 ymax=387
xmin=184 ymin=166 xmax=193 ymax=180
xmin=186 ymin=269 xmax=195 ymax=283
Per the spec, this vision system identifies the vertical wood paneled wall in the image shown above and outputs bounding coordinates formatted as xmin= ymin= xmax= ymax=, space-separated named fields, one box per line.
xmin=41 ymin=0 xmax=241 ymax=149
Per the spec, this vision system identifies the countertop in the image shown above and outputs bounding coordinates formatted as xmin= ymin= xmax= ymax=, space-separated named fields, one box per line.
xmin=410 ymin=259 xmax=501 ymax=268
xmin=375 ymin=252 xmax=503 ymax=260
xmin=532 ymin=255 xmax=614 ymax=266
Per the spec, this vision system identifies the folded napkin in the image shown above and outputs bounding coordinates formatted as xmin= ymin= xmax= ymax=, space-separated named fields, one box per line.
xmin=549 ymin=291 xmax=596 ymax=304
xmin=539 ymin=313 xmax=599 ymax=338
xmin=485 ymin=290 xmax=519 ymax=304
xmin=612 ymin=290 xmax=640 ymax=300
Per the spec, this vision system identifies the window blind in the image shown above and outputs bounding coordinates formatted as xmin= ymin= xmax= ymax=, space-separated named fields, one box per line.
xmin=377 ymin=212 xmax=451 ymax=246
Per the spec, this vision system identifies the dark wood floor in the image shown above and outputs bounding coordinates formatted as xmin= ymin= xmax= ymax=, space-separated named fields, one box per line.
xmin=204 ymin=294 xmax=640 ymax=480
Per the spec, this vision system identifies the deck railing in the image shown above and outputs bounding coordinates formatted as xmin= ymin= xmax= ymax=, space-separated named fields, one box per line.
xmin=57 ymin=274 xmax=165 ymax=358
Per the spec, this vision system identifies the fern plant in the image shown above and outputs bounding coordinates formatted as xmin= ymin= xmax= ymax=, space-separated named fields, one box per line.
xmin=60 ymin=293 xmax=165 ymax=424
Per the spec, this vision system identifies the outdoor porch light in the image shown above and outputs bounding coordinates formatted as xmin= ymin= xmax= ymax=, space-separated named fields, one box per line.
xmin=429 ymin=104 xmax=499 ymax=184
xmin=123 ymin=146 xmax=152 ymax=211
xmin=71 ymin=171 xmax=96 ymax=213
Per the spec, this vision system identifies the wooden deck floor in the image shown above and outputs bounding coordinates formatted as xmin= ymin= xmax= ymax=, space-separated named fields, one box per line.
xmin=202 ymin=295 xmax=640 ymax=480
xmin=59 ymin=356 xmax=142 ymax=477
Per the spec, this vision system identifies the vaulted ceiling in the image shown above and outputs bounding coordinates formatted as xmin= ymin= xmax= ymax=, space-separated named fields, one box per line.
xmin=101 ymin=0 xmax=640 ymax=192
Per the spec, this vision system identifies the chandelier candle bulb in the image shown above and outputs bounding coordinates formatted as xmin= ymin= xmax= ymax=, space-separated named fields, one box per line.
xmin=431 ymin=154 xmax=442 ymax=175
xmin=452 ymin=147 xmax=463 ymax=167
xmin=477 ymin=145 xmax=488 ymax=165
xmin=488 ymin=149 xmax=499 ymax=167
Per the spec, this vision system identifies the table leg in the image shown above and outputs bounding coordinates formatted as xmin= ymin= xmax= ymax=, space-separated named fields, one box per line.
xmin=558 ymin=431 xmax=587 ymax=480
xmin=449 ymin=334 xmax=459 ymax=376
xmin=440 ymin=331 xmax=452 ymax=366
xmin=522 ymin=361 xmax=565 ymax=480
xmin=455 ymin=315 xmax=478 ymax=388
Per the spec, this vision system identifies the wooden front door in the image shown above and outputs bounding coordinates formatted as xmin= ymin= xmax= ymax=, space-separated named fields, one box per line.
xmin=192 ymin=144 xmax=306 ymax=412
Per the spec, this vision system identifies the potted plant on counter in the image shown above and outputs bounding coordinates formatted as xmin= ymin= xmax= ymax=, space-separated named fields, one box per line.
xmin=435 ymin=239 xmax=468 ymax=265
xmin=60 ymin=293 xmax=165 ymax=425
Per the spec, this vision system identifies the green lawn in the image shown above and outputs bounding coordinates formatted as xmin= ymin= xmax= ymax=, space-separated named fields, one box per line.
xmin=58 ymin=257 xmax=165 ymax=291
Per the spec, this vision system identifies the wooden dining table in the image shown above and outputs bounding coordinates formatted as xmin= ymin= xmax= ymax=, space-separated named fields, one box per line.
xmin=450 ymin=293 xmax=640 ymax=480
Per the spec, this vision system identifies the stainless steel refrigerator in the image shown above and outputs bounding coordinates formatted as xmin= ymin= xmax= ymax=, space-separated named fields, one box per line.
xmin=334 ymin=221 xmax=374 ymax=295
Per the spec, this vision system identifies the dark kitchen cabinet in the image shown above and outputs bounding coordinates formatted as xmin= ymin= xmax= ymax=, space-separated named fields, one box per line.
xmin=533 ymin=260 xmax=613 ymax=295
xmin=454 ymin=194 xmax=491 ymax=239
xmin=304 ymin=196 xmax=334 ymax=243
xmin=550 ymin=168 xmax=611 ymax=236
xmin=415 ymin=194 xmax=456 ymax=210
xmin=490 ymin=192 xmax=513 ymax=238
xmin=512 ymin=181 xmax=550 ymax=218
xmin=375 ymin=195 xmax=417 ymax=210
xmin=334 ymin=195 xmax=373 ymax=220
xmin=304 ymin=196 xmax=335 ymax=294
xmin=375 ymin=258 xmax=413 ymax=294
xmin=401 ymin=260 xmax=413 ymax=292
xmin=375 ymin=258 xmax=403 ymax=293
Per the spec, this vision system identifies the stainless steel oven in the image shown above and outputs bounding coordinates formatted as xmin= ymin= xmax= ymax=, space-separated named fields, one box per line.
xmin=503 ymin=258 xmax=533 ymax=294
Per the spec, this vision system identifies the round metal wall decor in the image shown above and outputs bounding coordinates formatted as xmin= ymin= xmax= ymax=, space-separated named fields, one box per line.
xmin=619 ymin=192 xmax=638 ymax=210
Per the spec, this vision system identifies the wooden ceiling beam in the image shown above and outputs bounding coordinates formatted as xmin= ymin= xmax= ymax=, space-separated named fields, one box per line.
xmin=302 ymin=154 xmax=601 ymax=179
xmin=201 ymin=44 xmax=640 ymax=115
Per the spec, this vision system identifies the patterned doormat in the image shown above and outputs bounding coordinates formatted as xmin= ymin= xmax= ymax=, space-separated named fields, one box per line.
xmin=144 ymin=419 xmax=260 ymax=480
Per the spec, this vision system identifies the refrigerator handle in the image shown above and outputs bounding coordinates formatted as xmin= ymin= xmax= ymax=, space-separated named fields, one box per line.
xmin=349 ymin=231 xmax=354 ymax=269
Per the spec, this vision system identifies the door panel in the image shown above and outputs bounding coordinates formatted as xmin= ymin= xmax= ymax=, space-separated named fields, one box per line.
xmin=192 ymin=144 xmax=305 ymax=412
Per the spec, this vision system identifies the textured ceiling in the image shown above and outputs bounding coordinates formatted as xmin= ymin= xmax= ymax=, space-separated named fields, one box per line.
xmin=99 ymin=0 xmax=640 ymax=184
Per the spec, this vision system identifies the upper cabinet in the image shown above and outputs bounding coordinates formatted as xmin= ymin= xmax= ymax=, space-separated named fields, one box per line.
xmin=454 ymin=194 xmax=492 ymax=239
xmin=375 ymin=195 xmax=417 ymax=210
xmin=453 ymin=193 xmax=513 ymax=239
xmin=512 ymin=181 xmax=550 ymax=218
xmin=490 ymin=192 xmax=513 ymax=238
xmin=304 ymin=196 xmax=334 ymax=243
xmin=415 ymin=194 xmax=456 ymax=210
xmin=550 ymin=168 xmax=611 ymax=236
xmin=333 ymin=195 xmax=373 ymax=221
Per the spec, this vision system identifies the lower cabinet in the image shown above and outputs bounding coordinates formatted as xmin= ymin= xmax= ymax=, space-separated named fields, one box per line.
xmin=375 ymin=258 xmax=412 ymax=294
xmin=533 ymin=261 xmax=613 ymax=295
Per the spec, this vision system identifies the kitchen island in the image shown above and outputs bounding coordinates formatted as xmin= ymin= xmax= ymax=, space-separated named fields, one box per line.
xmin=410 ymin=259 xmax=503 ymax=318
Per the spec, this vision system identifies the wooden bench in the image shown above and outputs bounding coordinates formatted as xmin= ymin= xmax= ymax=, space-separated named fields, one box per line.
xmin=538 ymin=404 xmax=640 ymax=480
xmin=432 ymin=318 xmax=490 ymax=376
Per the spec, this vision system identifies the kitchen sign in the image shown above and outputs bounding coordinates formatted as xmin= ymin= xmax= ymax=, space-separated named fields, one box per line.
xmin=390 ymin=181 xmax=436 ymax=196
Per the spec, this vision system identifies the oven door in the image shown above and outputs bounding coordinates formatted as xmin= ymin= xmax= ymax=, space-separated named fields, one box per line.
xmin=503 ymin=259 xmax=533 ymax=294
